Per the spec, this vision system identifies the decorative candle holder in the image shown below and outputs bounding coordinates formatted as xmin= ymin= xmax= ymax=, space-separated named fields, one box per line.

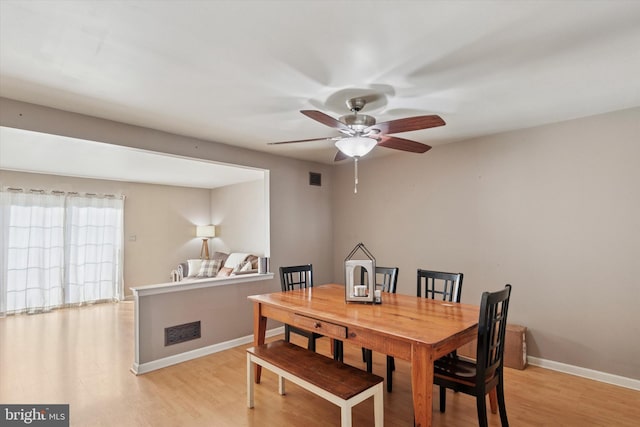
xmin=344 ymin=242 xmax=376 ymax=303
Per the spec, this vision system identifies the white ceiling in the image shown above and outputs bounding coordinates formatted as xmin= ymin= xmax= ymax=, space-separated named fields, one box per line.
xmin=1 ymin=0 xmax=639 ymax=167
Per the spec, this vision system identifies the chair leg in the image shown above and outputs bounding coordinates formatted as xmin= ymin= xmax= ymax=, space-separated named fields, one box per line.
xmin=476 ymin=393 xmax=488 ymax=427
xmin=497 ymin=377 xmax=509 ymax=426
xmin=439 ymin=386 xmax=446 ymax=412
xmin=386 ymin=355 xmax=393 ymax=392
xmin=365 ymin=349 xmax=373 ymax=373
xmin=390 ymin=356 xmax=395 ymax=371
xmin=489 ymin=388 xmax=498 ymax=414
xmin=284 ymin=325 xmax=290 ymax=342
xmin=333 ymin=340 xmax=344 ymax=362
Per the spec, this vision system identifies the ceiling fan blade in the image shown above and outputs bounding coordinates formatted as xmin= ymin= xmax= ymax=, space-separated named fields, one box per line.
xmin=378 ymin=135 xmax=432 ymax=153
xmin=301 ymin=110 xmax=351 ymax=131
xmin=366 ymin=115 xmax=445 ymax=135
xmin=268 ymin=136 xmax=337 ymax=145
xmin=334 ymin=150 xmax=349 ymax=162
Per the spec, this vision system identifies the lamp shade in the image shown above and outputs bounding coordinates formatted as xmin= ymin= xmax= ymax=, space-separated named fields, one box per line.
xmin=196 ymin=225 xmax=216 ymax=238
xmin=335 ymin=137 xmax=377 ymax=158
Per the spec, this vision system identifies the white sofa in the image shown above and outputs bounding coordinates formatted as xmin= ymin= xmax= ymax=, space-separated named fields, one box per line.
xmin=178 ymin=252 xmax=259 ymax=280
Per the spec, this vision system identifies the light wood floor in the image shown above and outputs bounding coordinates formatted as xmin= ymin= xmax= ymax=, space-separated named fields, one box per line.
xmin=1 ymin=301 xmax=639 ymax=426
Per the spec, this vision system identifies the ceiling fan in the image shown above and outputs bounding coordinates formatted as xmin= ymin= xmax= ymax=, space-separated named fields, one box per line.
xmin=268 ymin=97 xmax=446 ymax=162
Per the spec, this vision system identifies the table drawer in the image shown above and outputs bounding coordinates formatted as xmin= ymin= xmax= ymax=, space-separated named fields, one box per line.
xmin=292 ymin=314 xmax=347 ymax=339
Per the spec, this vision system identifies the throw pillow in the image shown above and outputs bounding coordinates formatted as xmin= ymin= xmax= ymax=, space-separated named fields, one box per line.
xmin=233 ymin=260 xmax=252 ymax=273
xmin=187 ymin=259 xmax=203 ymax=277
xmin=223 ymin=252 xmax=251 ymax=269
xmin=197 ymin=259 xmax=222 ymax=278
xmin=246 ymin=255 xmax=259 ymax=269
xmin=211 ymin=251 xmax=229 ymax=264
xmin=216 ymin=266 xmax=233 ymax=277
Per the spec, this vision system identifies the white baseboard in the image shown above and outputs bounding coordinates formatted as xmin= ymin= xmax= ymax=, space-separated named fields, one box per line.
xmin=528 ymin=356 xmax=640 ymax=391
xmin=130 ymin=326 xmax=285 ymax=375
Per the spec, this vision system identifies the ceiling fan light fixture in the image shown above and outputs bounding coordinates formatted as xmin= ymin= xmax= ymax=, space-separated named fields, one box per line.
xmin=335 ymin=137 xmax=377 ymax=158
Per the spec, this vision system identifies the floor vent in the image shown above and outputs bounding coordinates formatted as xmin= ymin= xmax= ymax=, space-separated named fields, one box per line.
xmin=165 ymin=321 xmax=201 ymax=346
xmin=309 ymin=172 xmax=322 ymax=186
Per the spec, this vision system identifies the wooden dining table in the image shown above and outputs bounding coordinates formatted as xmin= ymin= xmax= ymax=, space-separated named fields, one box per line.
xmin=248 ymin=284 xmax=480 ymax=427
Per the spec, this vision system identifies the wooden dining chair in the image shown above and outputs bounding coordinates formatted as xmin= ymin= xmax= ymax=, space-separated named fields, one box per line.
xmin=416 ymin=269 xmax=464 ymax=399
xmin=361 ymin=266 xmax=399 ymax=392
xmin=434 ymin=284 xmax=512 ymax=427
xmin=279 ymin=265 xmax=323 ymax=351
xmin=416 ymin=269 xmax=463 ymax=302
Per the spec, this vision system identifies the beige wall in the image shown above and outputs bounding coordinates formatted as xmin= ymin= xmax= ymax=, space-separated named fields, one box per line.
xmin=0 ymin=97 xmax=334 ymax=351
xmin=0 ymin=169 xmax=210 ymax=295
xmin=333 ymin=107 xmax=640 ymax=380
xmin=210 ymin=179 xmax=267 ymax=256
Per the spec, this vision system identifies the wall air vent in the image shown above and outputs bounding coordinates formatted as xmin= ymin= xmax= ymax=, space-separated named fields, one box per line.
xmin=309 ymin=172 xmax=322 ymax=186
xmin=165 ymin=321 xmax=201 ymax=346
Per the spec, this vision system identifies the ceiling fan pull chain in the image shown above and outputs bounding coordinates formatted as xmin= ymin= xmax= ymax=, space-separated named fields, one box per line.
xmin=354 ymin=157 xmax=359 ymax=194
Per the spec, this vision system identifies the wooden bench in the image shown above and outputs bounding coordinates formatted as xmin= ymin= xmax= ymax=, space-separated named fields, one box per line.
xmin=247 ymin=340 xmax=384 ymax=427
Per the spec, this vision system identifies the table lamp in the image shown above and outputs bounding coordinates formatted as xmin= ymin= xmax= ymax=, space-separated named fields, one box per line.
xmin=196 ymin=225 xmax=216 ymax=259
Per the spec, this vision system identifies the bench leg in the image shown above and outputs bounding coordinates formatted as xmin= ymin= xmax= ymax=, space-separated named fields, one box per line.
xmin=374 ymin=383 xmax=384 ymax=427
xmin=247 ymin=355 xmax=255 ymax=408
xmin=340 ymin=404 xmax=352 ymax=427
xmin=279 ymin=375 xmax=285 ymax=395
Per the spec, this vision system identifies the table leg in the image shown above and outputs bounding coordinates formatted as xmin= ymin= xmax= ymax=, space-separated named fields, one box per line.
xmin=253 ymin=302 xmax=267 ymax=383
xmin=411 ymin=344 xmax=434 ymax=427
xmin=489 ymin=388 xmax=498 ymax=413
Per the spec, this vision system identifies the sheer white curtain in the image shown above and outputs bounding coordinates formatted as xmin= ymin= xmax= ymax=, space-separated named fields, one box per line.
xmin=0 ymin=191 xmax=66 ymax=315
xmin=65 ymin=196 xmax=124 ymax=304
xmin=0 ymin=191 xmax=124 ymax=316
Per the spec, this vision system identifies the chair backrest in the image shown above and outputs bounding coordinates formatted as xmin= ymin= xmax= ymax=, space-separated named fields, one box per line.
xmin=279 ymin=264 xmax=313 ymax=291
xmin=476 ymin=284 xmax=512 ymax=381
xmin=360 ymin=266 xmax=399 ymax=293
xmin=416 ymin=269 xmax=463 ymax=302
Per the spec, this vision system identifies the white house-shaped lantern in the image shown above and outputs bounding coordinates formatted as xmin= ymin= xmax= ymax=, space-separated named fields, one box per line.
xmin=344 ymin=242 xmax=376 ymax=303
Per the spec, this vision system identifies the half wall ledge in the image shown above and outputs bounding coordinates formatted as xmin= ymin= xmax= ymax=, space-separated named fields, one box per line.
xmin=131 ymin=272 xmax=274 ymax=297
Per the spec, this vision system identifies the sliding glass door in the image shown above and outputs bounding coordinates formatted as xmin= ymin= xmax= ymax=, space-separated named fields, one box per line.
xmin=0 ymin=191 xmax=124 ymax=316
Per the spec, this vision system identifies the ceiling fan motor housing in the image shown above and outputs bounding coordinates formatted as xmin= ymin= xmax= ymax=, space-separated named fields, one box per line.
xmin=342 ymin=97 xmax=376 ymax=132
xmin=339 ymin=114 xmax=376 ymax=129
